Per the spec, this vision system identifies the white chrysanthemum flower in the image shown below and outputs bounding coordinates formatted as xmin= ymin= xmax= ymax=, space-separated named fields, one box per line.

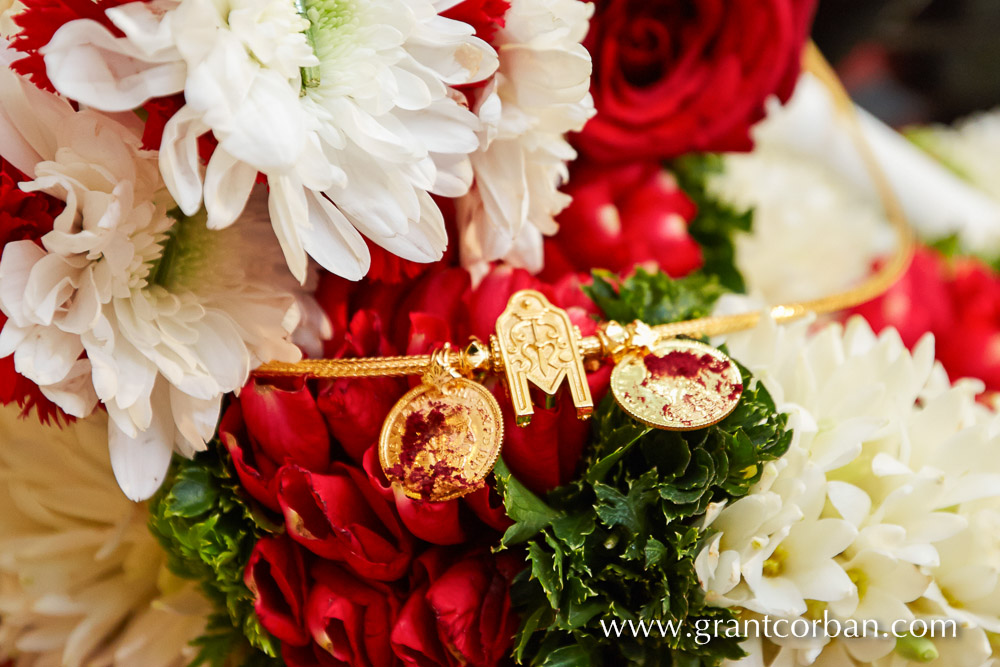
xmin=456 ymin=0 xmax=594 ymax=282
xmin=910 ymin=110 xmax=1000 ymax=204
xmin=40 ymin=0 xmax=498 ymax=282
xmin=0 ymin=69 xmax=311 ymax=499
xmin=0 ymin=403 xmax=210 ymax=667
xmin=707 ymin=112 xmax=891 ymax=304
xmin=697 ymin=315 xmax=1000 ymax=666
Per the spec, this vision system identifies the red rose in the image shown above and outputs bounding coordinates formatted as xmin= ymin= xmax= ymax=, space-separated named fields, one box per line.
xmin=284 ymin=561 xmax=401 ymax=667
xmin=576 ymin=0 xmax=817 ymax=161
xmin=545 ymin=161 xmax=703 ymax=278
xmin=278 ymin=463 xmax=415 ymax=581
xmin=392 ymin=550 xmax=521 ymax=667
xmin=245 ymin=535 xmax=311 ymax=647
xmin=222 ymin=377 xmax=332 ymax=511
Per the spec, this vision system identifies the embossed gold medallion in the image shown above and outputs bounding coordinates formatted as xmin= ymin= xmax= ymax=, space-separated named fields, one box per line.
xmin=611 ymin=339 xmax=744 ymax=431
xmin=379 ymin=377 xmax=503 ymax=502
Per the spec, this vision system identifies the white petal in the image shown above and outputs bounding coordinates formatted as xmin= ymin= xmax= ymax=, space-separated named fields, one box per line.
xmin=43 ymin=19 xmax=186 ymax=112
xmin=108 ymin=382 xmax=174 ymax=501
xmin=267 ymin=175 xmax=309 ymax=283
xmin=203 ymin=148 xmax=257 ymax=230
xmin=0 ymin=240 xmax=46 ymax=326
xmin=38 ymin=359 xmax=99 ymax=418
xmin=159 ymin=105 xmax=209 ymax=216
xmin=300 ymin=191 xmax=370 ymax=281
xmin=169 ymin=386 xmax=219 ymax=455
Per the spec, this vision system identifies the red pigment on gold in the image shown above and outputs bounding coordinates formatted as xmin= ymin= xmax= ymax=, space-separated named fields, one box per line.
xmin=394 ymin=403 xmax=477 ymax=501
xmin=643 ymin=350 xmax=731 ymax=381
xmin=399 ymin=406 xmax=447 ymax=467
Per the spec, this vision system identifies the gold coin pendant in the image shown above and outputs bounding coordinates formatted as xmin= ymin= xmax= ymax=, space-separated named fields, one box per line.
xmin=611 ymin=339 xmax=744 ymax=431
xmin=379 ymin=377 xmax=503 ymax=502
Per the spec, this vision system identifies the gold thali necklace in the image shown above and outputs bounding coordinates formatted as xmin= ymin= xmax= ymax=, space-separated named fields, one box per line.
xmin=253 ymin=45 xmax=915 ymax=502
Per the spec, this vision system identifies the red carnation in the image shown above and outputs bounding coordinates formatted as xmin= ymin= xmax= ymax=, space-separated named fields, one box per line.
xmin=576 ymin=0 xmax=817 ymax=162
xmin=443 ymin=0 xmax=511 ymax=44
xmin=10 ymin=0 xmax=136 ymax=92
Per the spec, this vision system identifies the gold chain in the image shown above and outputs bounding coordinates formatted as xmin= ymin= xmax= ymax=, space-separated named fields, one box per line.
xmin=254 ymin=44 xmax=915 ymax=381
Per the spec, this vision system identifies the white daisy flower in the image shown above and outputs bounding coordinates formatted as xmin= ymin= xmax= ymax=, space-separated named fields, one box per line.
xmin=701 ymin=315 xmax=1000 ymax=666
xmin=0 ymin=403 xmax=210 ymax=667
xmin=456 ymin=0 xmax=594 ymax=281
xmin=0 ymin=68 xmax=312 ymax=499
xmin=39 ymin=0 xmax=498 ymax=282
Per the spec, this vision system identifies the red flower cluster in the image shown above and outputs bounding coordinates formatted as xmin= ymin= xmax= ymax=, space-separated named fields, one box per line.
xmin=542 ymin=160 xmax=703 ymax=280
xmin=576 ymin=0 xmax=817 ymax=162
xmin=231 ymin=264 xmax=610 ymax=664
xmin=0 ymin=159 xmax=69 ymax=424
xmin=853 ymin=247 xmax=1000 ymax=395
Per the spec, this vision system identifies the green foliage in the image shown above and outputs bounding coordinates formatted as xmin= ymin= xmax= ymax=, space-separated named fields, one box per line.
xmin=501 ymin=271 xmax=792 ymax=667
xmin=585 ymin=268 xmax=724 ymax=327
xmin=672 ymin=154 xmax=753 ymax=293
xmin=149 ymin=447 xmax=283 ymax=667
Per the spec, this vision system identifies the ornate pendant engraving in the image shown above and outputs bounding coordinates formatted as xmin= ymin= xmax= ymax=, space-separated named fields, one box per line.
xmin=493 ymin=290 xmax=593 ymax=426
xmin=379 ymin=376 xmax=503 ymax=502
xmin=611 ymin=338 xmax=743 ymax=431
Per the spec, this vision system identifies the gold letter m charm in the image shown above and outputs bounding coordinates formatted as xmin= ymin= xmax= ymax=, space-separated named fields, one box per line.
xmin=492 ymin=290 xmax=593 ymax=426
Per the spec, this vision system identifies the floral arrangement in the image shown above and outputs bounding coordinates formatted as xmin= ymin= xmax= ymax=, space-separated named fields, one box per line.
xmin=2 ymin=1 xmax=999 ymax=667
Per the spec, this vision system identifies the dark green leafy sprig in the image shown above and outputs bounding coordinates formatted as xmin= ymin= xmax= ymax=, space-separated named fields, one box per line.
xmin=672 ymin=154 xmax=753 ymax=294
xmin=585 ymin=268 xmax=724 ymax=327
xmin=501 ymin=271 xmax=792 ymax=667
xmin=149 ymin=446 xmax=282 ymax=667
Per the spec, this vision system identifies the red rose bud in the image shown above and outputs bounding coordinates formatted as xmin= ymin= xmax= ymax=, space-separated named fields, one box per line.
xmin=303 ymin=561 xmax=401 ymax=667
xmin=362 ymin=446 xmax=471 ymax=546
xmin=317 ymin=376 xmax=407 ymax=464
xmin=222 ymin=377 xmax=332 ymax=511
xmin=278 ymin=463 xmax=414 ymax=581
xmin=463 ymin=265 xmax=545 ymax=342
xmin=497 ymin=362 xmax=610 ymax=495
xmin=409 ymin=552 xmax=521 ymax=667
xmin=577 ymin=0 xmax=817 ymax=161
xmin=548 ymin=161 xmax=702 ymax=277
xmin=245 ymin=535 xmax=311 ymax=647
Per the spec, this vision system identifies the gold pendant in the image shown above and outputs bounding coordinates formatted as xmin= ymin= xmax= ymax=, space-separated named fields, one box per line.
xmin=379 ymin=351 xmax=503 ymax=502
xmin=611 ymin=338 xmax=743 ymax=431
xmin=493 ymin=289 xmax=593 ymax=426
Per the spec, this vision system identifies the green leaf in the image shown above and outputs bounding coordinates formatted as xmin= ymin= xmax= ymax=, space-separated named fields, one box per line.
xmin=529 ymin=542 xmax=561 ymax=609
xmin=672 ymin=154 xmax=753 ymax=293
xmin=165 ymin=467 xmax=218 ymax=518
xmin=551 ymin=513 xmax=596 ymax=551
xmin=495 ymin=457 xmax=560 ymax=546
xmin=541 ymin=644 xmax=593 ymax=667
